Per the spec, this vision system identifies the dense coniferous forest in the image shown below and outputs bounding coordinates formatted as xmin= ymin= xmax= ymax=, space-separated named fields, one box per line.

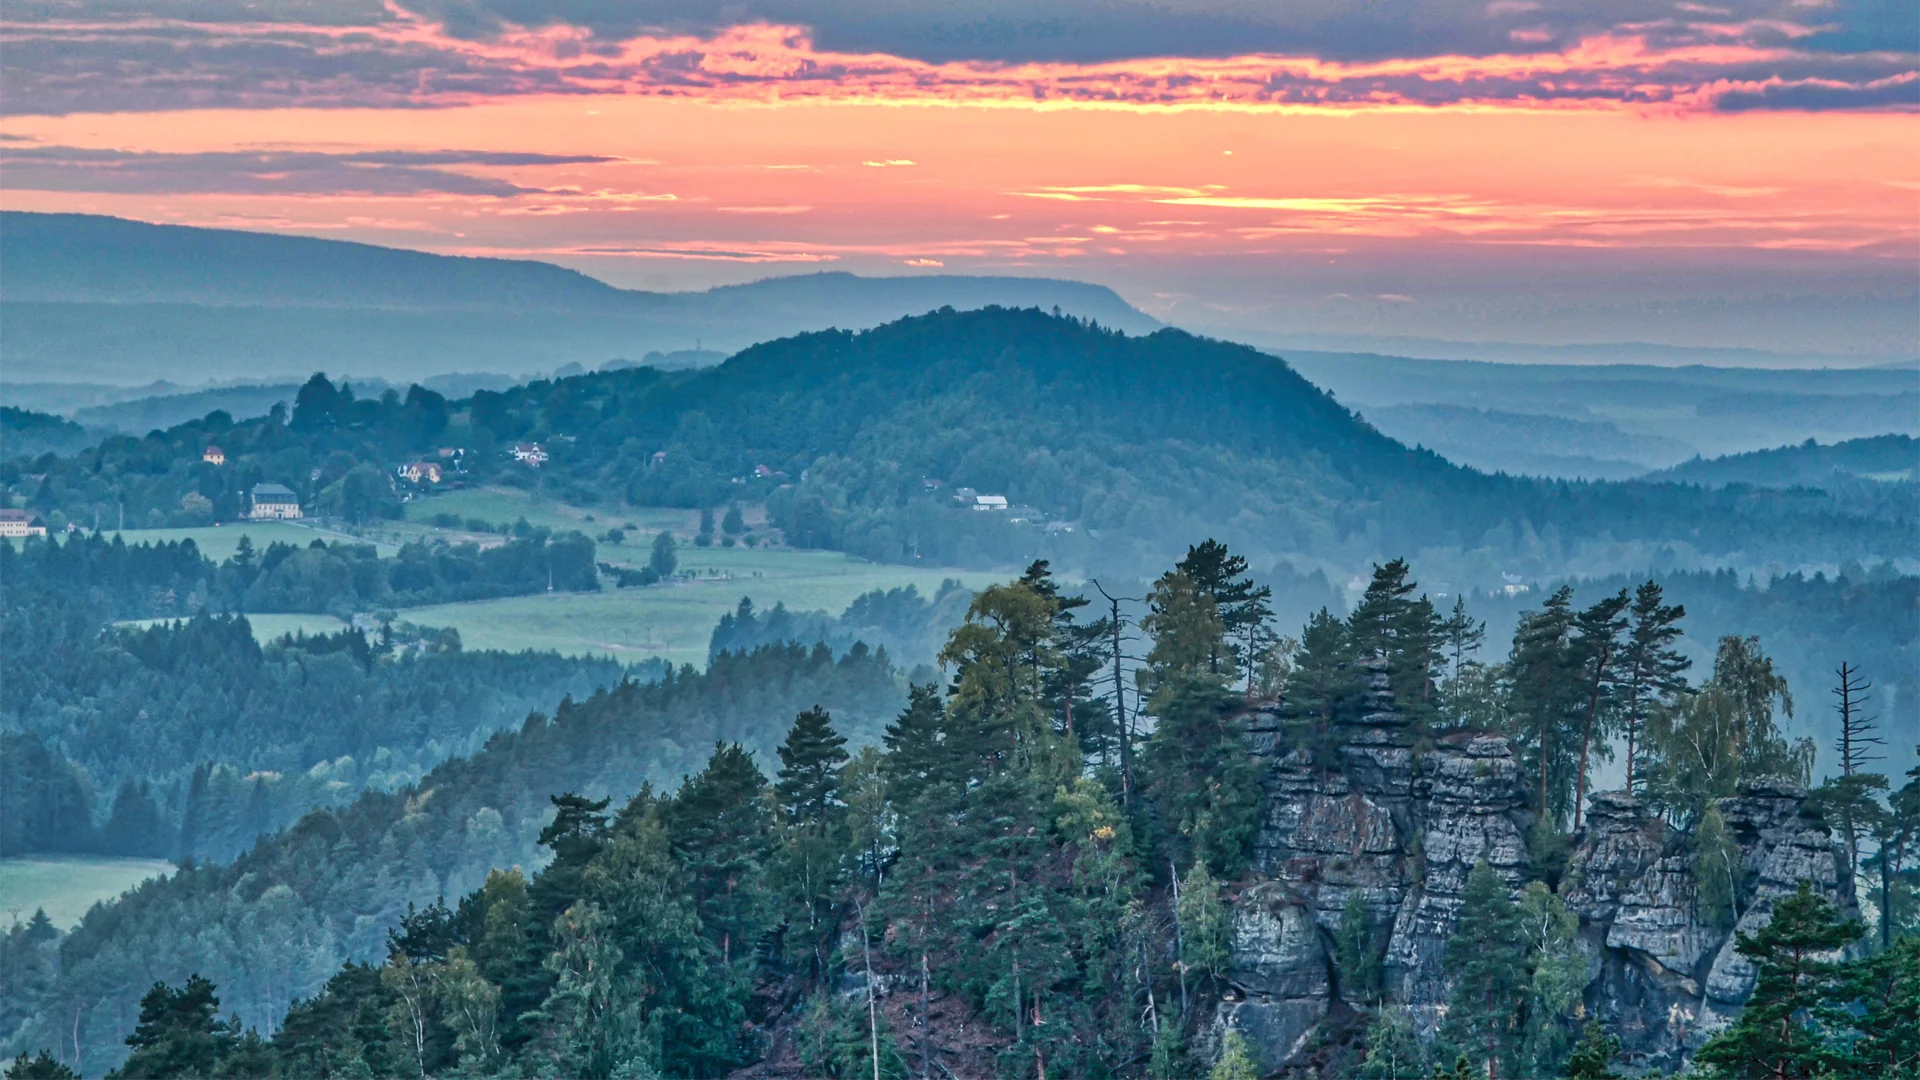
xmin=4 ymin=544 xmax=1915 ymax=1078
xmin=6 ymin=310 xmax=1912 ymax=588
xmin=0 ymin=527 xmax=600 ymax=621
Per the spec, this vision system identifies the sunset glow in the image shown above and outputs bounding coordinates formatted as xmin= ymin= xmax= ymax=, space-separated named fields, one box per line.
xmin=3 ymin=0 xmax=1915 ymax=353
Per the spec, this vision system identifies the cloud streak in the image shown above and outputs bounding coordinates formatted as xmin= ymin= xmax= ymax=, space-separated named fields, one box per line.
xmin=0 ymin=1 xmax=1911 ymax=115
xmin=0 ymin=145 xmax=618 ymax=196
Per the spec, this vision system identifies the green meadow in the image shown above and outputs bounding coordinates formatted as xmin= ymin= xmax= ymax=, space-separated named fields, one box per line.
xmin=105 ymin=521 xmax=396 ymax=562
xmin=0 ymin=855 xmax=176 ymax=929
xmin=400 ymin=546 xmax=1005 ymax=666
xmin=102 ymin=488 xmax=1011 ymax=663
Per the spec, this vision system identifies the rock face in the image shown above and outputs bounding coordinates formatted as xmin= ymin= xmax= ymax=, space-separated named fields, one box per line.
xmin=1216 ymin=672 xmax=1854 ymax=1075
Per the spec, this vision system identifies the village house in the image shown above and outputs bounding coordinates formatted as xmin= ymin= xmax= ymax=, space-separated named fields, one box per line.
xmin=0 ymin=509 xmax=49 ymax=538
xmin=511 ymin=442 xmax=549 ymax=467
xmin=202 ymin=445 xmax=226 ymax=466
xmin=970 ymin=494 xmax=1009 ymax=511
xmin=249 ymin=483 xmax=303 ymax=520
xmin=397 ymin=461 xmax=444 ymax=484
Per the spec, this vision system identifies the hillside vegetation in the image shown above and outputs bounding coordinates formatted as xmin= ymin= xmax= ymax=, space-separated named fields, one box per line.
xmin=453 ymin=308 xmax=1911 ymax=583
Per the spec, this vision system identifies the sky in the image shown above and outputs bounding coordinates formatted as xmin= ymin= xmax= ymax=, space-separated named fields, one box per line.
xmin=2 ymin=0 xmax=1916 ymax=359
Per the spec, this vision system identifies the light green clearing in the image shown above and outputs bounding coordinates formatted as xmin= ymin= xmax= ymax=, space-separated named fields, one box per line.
xmin=117 ymin=613 xmax=349 ymax=640
xmin=402 ymin=548 xmax=1006 ymax=666
xmin=400 ymin=486 xmax=700 ymax=537
xmin=0 ymin=855 xmax=175 ymax=929
xmin=105 ymin=521 xmax=397 ymax=562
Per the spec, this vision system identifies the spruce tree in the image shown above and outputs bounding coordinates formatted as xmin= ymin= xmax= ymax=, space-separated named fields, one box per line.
xmin=1438 ymin=861 xmax=1526 ymax=1078
xmin=1505 ymin=586 xmax=1582 ymax=827
xmin=667 ymin=742 xmax=772 ymax=965
xmin=1618 ymin=581 xmax=1690 ymax=796
xmin=1438 ymin=595 xmax=1485 ymax=683
xmin=880 ymin=683 xmax=950 ymax=798
xmin=777 ymin=706 xmax=850 ymax=824
xmin=1356 ymin=1007 xmax=1426 ymax=1079
xmin=1284 ymin=608 xmax=1355 ymax=764
xmin=774 ymin=706 xmax=850 ymax=978
xmin=1565 ymin=1020 xmax=1623 ymax=1080
xmin=1348 ymin=559 xmax=1444 ymax=731
xmin=3 ymin=1052 xmax=78 ymax=1080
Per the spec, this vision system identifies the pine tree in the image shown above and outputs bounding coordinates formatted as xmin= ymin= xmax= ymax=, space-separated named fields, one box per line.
xmin=1694 ymin=882 xmax=1863 ymax=1079
xmin=109 ymin=974 xmax=235 ymax=1080
xmin=4 ymin=1051 xmax=78 ymax=1080
xmin=1864 ymin=763 xmax=1919 ymax=949
xmin=1617 ymin=581 xmax=1690 ymax=796
xmin=1139 ymin=571 xmax=1260 ymax=874
xmin=1832 ymin=934 xmax=1920 ymax=1075
xmin=1570 ymin=588 xmax=1629 ymax=831
xmin=1438 ymin=861 xmax=1526 ymax=1079
xmin=1175 ymin=539 xmax=1272 ymax=677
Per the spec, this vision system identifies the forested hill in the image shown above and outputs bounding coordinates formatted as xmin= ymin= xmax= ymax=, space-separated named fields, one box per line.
xmin=1651 ymin=434 xmax=1918 ymax=488
xmin=456 ymin=307 xmax=1909 ymax=583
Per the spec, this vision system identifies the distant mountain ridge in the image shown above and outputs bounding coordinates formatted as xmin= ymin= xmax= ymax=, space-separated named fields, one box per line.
xmin=1652 ymin=434 xmax=1918 ymax=488
xmin=434 ymin=306 xmax=1911 ymax=582
xmin=0 ymin=212 xmax=1158 ymax=383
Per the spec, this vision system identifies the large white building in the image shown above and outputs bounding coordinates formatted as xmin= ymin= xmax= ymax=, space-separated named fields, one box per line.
xmin=249 ymin=484 xmax=304 ymax=520
xmin=0 ymin=509 xmax=48 ymax=537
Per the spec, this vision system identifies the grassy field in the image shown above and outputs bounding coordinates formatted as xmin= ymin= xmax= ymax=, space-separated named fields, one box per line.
xmin=400 ymin=486 xmax=700 ymax=536
xmin=401 ymin=547 xmax=1006 ymax=666
xmin=0 ymin=855 xmax=175 ymax=929
xmin=119 ymin=612 xmax=348 ymax=640
xmin=106 ymin=521 xmax=397 ymax=562
xmin=104 ymin=489 xmax=1009 ymax=661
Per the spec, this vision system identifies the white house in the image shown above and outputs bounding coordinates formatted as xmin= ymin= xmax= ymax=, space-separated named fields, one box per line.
xmin=249 ymin=484 xmax=303 ymax=520
xmin=0 ymin=509 xmax=48 ymax=537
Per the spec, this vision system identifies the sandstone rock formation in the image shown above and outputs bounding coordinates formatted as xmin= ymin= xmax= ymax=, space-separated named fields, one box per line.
xmin=1215 ymin=669 xmax=1853 ymax=1074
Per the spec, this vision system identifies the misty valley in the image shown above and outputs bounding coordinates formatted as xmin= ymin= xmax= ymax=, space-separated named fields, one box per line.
xmin=1 ymin=210 xmax=1916 ymax=1080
